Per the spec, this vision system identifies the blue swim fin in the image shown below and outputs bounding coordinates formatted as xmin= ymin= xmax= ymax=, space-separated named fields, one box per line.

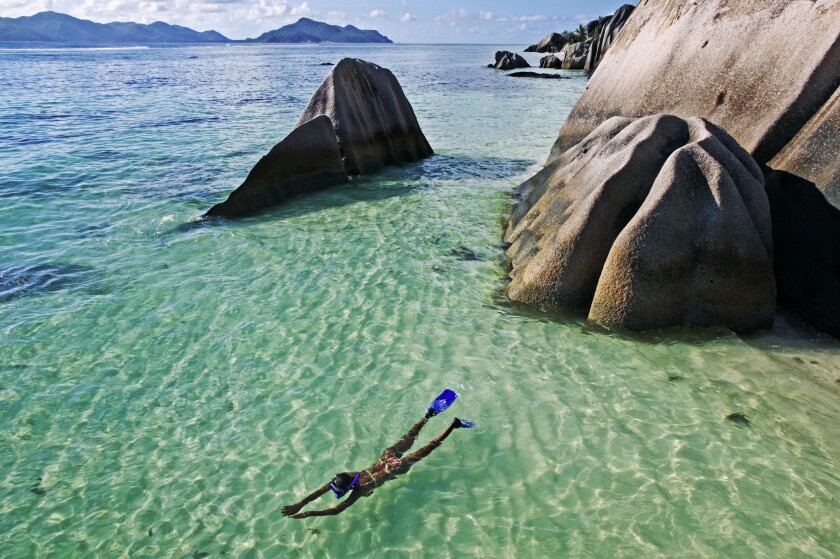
xmin=455 ymin=418 xmax=475 ymax=429
xmin=429 ymin=389 xmax=458 ymax=415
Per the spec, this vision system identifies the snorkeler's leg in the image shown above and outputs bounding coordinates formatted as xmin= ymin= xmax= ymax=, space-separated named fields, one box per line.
xmin=281 ymin=482 xmax=331 ymax=517
xmin=384 ymin=415 xmax=430 ymax=456
xmin=402 ymin=418 xmax=468 ymax=466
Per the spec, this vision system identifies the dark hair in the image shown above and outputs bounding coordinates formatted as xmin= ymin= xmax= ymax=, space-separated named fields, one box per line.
xmin=332 ymin=473 xmax=354 ymax=490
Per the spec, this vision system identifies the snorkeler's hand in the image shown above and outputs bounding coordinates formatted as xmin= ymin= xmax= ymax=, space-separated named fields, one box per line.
xmin=290 ymin=512 xmax=310 ymax=519
xmin=282 ymin=503 xmax=304 ymax=517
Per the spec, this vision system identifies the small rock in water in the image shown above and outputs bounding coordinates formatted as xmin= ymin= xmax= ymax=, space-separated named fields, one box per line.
xmin=148 ymin=528 xmax=153 ymax=537
xmin=450 ymin=246 xmax=480 ymax=261
xmin=726 ymin=413 xmax=750 ymax=426
xmin=810 ymin=360 xmax=818 ymax=365
xmin=835 ymin=379 xmax=840 ymax=385
xmin=193 ymin=552 xmax=209 ymax=559
xmin=308 ymin=528 xmax=320 ymax=534
xmin=319 ymin=62 xmax=334 ymax=66
xmin=508 ymin=71 xmax=570 ymax=80
xmin=30 ymin=477 xmax=46 ymax=495
xmin=793 ymin=357 xmax=805 ymax=363
xmin=667 ymin=374 xmax=683 ymax=382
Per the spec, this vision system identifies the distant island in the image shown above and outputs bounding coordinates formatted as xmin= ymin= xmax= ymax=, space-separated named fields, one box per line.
xmin=0 ymin=12 xmax=392 ymax=45
xmin=248 ymin=18 xmax=392 ymax=44
xmin=0 ymin=11 xmax=228 ymax=43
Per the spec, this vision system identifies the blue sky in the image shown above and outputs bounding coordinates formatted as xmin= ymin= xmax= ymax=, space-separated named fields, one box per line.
xmin=0 ymin=1 xmax=632 ymax=42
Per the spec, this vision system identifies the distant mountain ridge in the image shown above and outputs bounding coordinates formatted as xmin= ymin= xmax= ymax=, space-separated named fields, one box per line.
xmin=249 ymin=18 xmax=392 ymax=44
xmin=0 ymin=11 xmax=228 ymax=43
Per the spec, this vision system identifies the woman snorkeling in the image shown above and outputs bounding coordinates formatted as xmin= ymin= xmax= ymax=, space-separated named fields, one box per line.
xmin=282 ymin=389 xmax=473 ymax=519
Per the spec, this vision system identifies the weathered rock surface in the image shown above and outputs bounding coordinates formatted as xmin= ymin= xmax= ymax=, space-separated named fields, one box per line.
xmin=551 ymin=0 xmax=840 ymax=164
xmin=770 ymin=85 xmax=840 ymax=209
xmin=539 ymin=55 xmax=562 ymax=69
xmin=559 ymin=42 xmax=587 ymax=70
xmin=504 ymin=114 xmax=775 ymax=333
xmin=764 ymin=169 xmax=840 ymax=338
xmin=490 ymin=51 xmax=530 ymax=70
xmin=206 ymin=115 xmax=347 ymax=218
xmin=525 ymin=32 xmax=566 ymax=53
xmin=207 ymin=58 xmax=432 ymax=217
xmin=584 ymin=4 xmax=635 ymax=73
xmin=296 ymin=58 xmax=433 ymax=175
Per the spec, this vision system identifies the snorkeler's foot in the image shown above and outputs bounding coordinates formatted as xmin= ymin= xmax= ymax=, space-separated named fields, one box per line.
xmin=425 ymin=408 xmax=437 ymax=419
xmin=453 ymin=418 xmax=474 ymax=429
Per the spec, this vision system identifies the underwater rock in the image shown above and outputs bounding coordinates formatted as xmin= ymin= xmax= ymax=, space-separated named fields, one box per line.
xmin=726 ymin=413 xmax=750 ymax=426
xmin=504 ymin=114 xmax=775 ymax=333
xmin=30 ymin=477 xmax=46 ymax=496
xmin=0 ymin=262 xmax=94 ymax=303
xmin=508 ymin=72 xmax=569 ymax=80
xmin=450 ymin=246 xmax=480 ymax=261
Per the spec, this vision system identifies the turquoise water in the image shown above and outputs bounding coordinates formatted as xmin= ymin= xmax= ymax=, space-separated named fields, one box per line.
xmin=1 ymin=43 xmax=839 ymax=558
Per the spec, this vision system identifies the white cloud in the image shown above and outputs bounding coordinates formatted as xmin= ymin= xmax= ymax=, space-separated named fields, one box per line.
xmin=289 ymin=2 xmax=313 ymax=17
xmin=326 ymin=10 xmax=345 ymax=23
xmin=479 ymin=12 xmax=494 ymax=21
xmin=399 ymin=12 xmax=416 ymax=23
xmin=368 ymin=9 xmax=387 ymax=18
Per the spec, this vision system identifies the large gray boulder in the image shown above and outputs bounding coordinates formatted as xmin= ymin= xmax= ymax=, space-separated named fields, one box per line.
xmin=207 ymin=58 xmax=432 ymax=217
xmin=206 ymin=115 xmax=346 ymax=218
xmin=525 ymin=32 xmax=566 ymax=53
xmin=559 ymin=42 xmax=587 ymax=70
xmin=550 ymin=0 xmax=840 ymax=165
xmin=539 ymin=55 xmax=562 ymax=69
xmin=769 ymin=86 xmax=840 ymax=209
xmin=491 ymin=51 xmax=530 ymax=70
xmin=584 ymin=4 xmax=635 ymax=73
xmin=504 ymin=114 xmax=775 ymax=333
xmin=296 ymin=58 xmax=433 ymax=175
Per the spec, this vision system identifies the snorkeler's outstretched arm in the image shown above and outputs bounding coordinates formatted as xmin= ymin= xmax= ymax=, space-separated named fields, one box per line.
xmin=281 ymin=483 xmax=331 ymax=517
xmin=288 ymin=490 xmax=364 ymax=519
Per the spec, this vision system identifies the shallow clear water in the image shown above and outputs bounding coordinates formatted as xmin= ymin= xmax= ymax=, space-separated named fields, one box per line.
xmin=1 ymin=43 xmax=839 ymax=558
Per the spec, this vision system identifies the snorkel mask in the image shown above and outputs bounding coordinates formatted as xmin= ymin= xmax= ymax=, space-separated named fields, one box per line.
xmin=329 ymin=473 xmax=360 ymax=499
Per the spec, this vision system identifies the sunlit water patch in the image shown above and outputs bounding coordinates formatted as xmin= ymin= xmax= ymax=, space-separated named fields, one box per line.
xmin=1 ymin=44 xmax=838 ymax=559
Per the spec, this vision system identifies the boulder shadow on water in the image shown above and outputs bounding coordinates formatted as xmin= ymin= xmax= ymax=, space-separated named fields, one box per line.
xmin=177 ymin=153 xmax=538 ymax=233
